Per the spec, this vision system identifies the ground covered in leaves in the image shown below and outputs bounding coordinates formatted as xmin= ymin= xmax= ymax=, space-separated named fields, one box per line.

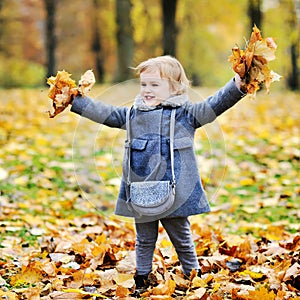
xmin=0 ymin=86 xmax=299 ymax=299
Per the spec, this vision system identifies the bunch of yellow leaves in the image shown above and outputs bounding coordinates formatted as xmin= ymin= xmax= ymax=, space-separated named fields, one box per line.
xmin=228 ymin=25 xmax=281 ymax=97
xmin=47 ymin=69 xmax=95 ymax=118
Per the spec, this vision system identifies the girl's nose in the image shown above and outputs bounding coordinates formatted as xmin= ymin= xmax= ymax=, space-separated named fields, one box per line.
xmin=142 ymin=85 xmax=151 ymax=92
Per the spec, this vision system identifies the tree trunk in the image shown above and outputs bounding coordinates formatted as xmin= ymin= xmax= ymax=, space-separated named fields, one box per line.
xmin=247 ymin=0 xmax=262 ymax=32
xmin=115 ymin=0 xmax=134 ymax=82
xmin=0 ymin=0 xmax=4 ymax=54
xmin=161 ymin=0 xmax=178 ymax=56
xmin=43 ymin=0 xmax=57 ymax=79
xmin=288 ymin=43 xmax=299 ymax=90
xmin=91 ymin=0 xmax=104 ymax=83
xmin=286 ymin=0 xmax=299 ymax=90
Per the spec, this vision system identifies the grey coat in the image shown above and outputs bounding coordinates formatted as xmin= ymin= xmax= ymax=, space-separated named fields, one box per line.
xmin=71 ymin=79 xmax=245 ymax=221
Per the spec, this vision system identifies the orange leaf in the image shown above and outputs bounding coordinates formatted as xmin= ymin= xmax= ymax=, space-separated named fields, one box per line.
xmin=152 ymin=279 xmax=176 ymax=296
xmin=0 ymin=290 xmax=18 ymax=300
xmin=47 ymin=69 xmax=95 ymax=118
xmin=228 ymin=25 xmax=281 ymax=97
xmin=245 ymin=286 xmax=276 ymax=300
xmin=10 ymin=262 xmax=44 ymax=286
xmin=115 ymin=285 xmax=130 ymax=297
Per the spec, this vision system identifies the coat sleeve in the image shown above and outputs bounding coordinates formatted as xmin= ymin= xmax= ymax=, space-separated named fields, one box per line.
xmin=189 ymin=78 xmax=246 ymax=128
xmin=70 ymin=94 xmax=128 ymax=129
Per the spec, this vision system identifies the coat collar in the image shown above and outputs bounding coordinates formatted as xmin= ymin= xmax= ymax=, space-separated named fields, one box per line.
xmin=133 ymin=94 xmax=189 ymax=111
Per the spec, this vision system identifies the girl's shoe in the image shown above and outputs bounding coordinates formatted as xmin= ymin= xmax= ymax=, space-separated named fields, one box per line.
xmin=134 ymin=274 xmax=149 ymax=288
xmin=132 ymin=274 xmax=149 ymax=297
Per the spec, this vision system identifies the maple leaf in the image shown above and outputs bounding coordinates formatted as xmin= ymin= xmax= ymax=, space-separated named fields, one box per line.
xmin=10 ymin=262 xmax=44 ymax=286
xmin=115 ymin=285 xmax=130 ymax=297
xmin=0 ymin=291 xmax=18 ymax=300
xmin=47 ymin=69 xmax=95 ymax=118
xmin=245 ymin=286 xmax=276 ymax=300
xmin=228 ymin=25 xmax=281 ymax=97
xmin=151 ymin=279 xmax=176 ymax=296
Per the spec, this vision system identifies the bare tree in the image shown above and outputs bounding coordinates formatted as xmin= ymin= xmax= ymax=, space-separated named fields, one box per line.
xmin=43 ymin=0 xmax=57 ymax=79
xmin=91 ymin=0 xmax=104 ymax=83
xmin=161 ymin=0 xmax=178 ymax=56
xmin=115 ymin=0 xmax=134 ymax=82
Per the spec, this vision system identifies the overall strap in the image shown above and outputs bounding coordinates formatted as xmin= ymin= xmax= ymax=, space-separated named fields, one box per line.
xmin=125 ymin=108 xmax=176 ymax=186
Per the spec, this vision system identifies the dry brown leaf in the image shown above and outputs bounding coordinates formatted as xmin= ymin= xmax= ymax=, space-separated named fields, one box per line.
xmin=228 ymin=25 xmax=281 ymax=97
xmin=47 ymin=69 xmax=95 ymax=118
xmin=186 ymin=288 xmax=207 ymax=300
xmin=151 ymin=279 xmax=176 ymax=296
xmin=150 ymin=296 xmax=173 ymax=300
xmin=116 ymin=285 xmax=130 ymax=297
xmin=283 ymin=262 xmax=300 ymax=282
xmin=171 ymin=273 xmax=190 ymax=289
xmin=10 ymin=262 xmax=44 ymax=286
xmin=23 ymin=287 xmax=41 ymax=300
xmin=0 ymin=290 xmax=18 ymax=300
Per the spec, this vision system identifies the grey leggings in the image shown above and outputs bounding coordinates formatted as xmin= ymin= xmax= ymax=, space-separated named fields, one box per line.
xmin=135 ymin=217 xmax=200 ymax=276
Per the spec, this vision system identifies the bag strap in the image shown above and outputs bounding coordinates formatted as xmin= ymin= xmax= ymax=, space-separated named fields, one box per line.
xmin=169 ymin=109 xmax=176 ymax=186
xmin=125 ymin=108 xmax=131 ymax=187
xmin=125 ymin=108 xmax=176 ymax=186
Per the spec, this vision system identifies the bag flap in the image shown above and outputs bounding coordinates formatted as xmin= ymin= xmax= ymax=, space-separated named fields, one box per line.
xmin=130 ymin=181 xmax=171 ymax=207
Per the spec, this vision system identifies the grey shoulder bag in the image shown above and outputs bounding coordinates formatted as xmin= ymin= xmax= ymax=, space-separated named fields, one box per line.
xmin=126 ymin=109 xmax=176 ymax=216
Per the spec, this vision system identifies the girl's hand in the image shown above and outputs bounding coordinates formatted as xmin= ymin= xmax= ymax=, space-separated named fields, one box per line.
xmin=234 ymin=74 xmax=247 ymax=94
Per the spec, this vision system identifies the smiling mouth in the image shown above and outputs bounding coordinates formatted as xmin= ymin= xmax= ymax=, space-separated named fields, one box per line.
xmin=144 ymin=95 xmax=155 ymax=100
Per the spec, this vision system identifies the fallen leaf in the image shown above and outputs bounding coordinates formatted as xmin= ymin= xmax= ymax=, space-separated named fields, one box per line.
xmin=283 ymin=262 xmax=300 ymax=282
xmin=115 ymin=285 xmax=130 ymax=297
xmin=151 ymin=279 xmax=176 ymax=296
xmin=62 ymin=288 xmax=107 ymax=298
xmin=243 ymin=286 xmax=276 ymax=300
xmin=10 ymin=263 xmax=44 ymax=286
xmin=186 ymin=287 xmax=207 ymax=300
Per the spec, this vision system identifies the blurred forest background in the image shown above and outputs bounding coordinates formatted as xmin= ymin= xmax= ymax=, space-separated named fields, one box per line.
xmin=0 ymin=0 xmax=299 ymax=89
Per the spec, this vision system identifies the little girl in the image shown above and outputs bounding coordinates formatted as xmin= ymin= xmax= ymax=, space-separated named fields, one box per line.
xmin=70 ymin=55 xmax=245 ymax=292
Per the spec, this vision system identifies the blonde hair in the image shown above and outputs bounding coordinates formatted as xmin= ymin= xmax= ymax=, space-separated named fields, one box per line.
xmin=133 ymin=55 xmax=190 ymax=95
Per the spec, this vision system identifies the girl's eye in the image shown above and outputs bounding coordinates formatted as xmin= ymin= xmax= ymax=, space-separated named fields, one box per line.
xmin=140 ymin=83 xmax=159 ymax=88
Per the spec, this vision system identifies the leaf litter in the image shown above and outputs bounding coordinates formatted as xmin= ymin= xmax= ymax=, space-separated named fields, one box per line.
xmin=0 ymin=90 xmax=298 ymax=299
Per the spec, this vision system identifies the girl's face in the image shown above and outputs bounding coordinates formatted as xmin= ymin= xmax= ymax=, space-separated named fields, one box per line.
xmin=140 ymin=68 xmax=171 ymax=106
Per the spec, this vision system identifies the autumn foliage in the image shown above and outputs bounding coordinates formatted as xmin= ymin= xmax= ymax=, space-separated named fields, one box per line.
xmin=47 ymin=70 xmax=95 ymax=118
xmin=228 ymin=25 xmax=281 ymax=96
